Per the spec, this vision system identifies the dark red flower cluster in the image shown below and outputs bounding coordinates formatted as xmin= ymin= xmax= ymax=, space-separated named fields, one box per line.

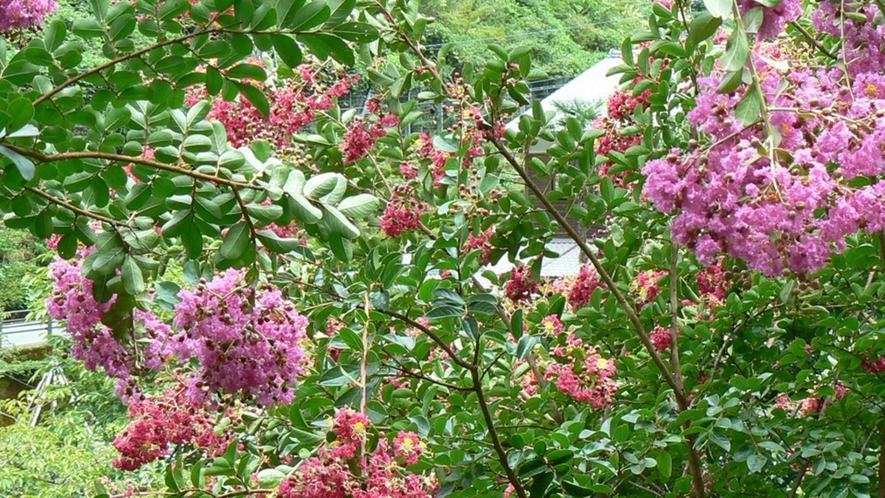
xmin=277 ymin=408 xmax=436 ymax=498
xmin=863 ymin=356 xmax=885 ymax=374
xmin=568 ymin=264 xmax=602 ymax=309
xmin=546 ymin=334 xmax=619 ymax=408
xmin=340 ymin=114 xmax=398 ymax=163
xmin=113 ymin=381 xmax=232 ymax=471
xmin=697 ymin=258 xmax=729 ymax=306
xmin=607 ymin=88 xmax=651 ymax=121
xmin=463 ymin=226 xmax=495 ymax=264
xmin=380 ymin=185 xmax=425 ymax=237
xmin=504 ymin=263 xmax=539 ymax=304
xmin=650 ymin=326 xmax=673 ymax=352
xmin=631 ymin=269 xmax=665 ymax=309
xmin=188 ymin=64 xmax=358 ymax=148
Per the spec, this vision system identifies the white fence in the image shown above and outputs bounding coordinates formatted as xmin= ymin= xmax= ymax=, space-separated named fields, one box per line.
xmin=0 ymin=310 xmax=65 ymax=349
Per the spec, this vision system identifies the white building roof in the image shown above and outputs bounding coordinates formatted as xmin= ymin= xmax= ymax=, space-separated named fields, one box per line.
xmin=506 ymin=54 xmax=625 ymax=152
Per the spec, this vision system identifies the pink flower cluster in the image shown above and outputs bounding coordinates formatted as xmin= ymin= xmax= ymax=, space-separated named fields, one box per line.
xmin=650 ymin=326 xmax=673 ymax=352
xmin=643 ymin=41 xmax=885 ymax=274
xmin=171 ymin=269 xmax=309 ymax=406
xmin=545 ymin=334 xmax=618 ymax=408
xmin=773 ymin=383 xmax=848 ymax=417
xmin=631 ymin=269 xmax=664 ymax=309
xmin=540 ymin=315 xmax=564 ymax=335
xmin=0 ymin=0 xmax=57 ymax=32
xmin=46 ymin=259 xmax=169 ymax=394
xmin=380 ymin=185 xmax=425 ymax=237
xmin=737 ymin=0 xmax=802 ymax=39
xmin=863 ymin=356 xmax=885 ymax=374
xmin=568 ymin=264 xmax=602 ymax=309
xmin=278 ymin=409 xmax=436 ymax=498
xmin=113 ymin=380 xmax=232 ymax=471
xmin=331 ymin=407 xmax=370 ymax=460
xmin=414 ymin=133 xmax=452 ymax=186
xmin=607 ymin=89 xmax=651 ymax=121
xmin=504 ymin=263 xmax=539 ymax=304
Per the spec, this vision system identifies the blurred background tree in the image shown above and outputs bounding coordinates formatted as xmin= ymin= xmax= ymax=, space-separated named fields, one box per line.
xmin=421 ymin=0 xmax=650 ymax=76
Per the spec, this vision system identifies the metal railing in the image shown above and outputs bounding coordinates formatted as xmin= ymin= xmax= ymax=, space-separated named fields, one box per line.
xmin=0 ymin=310 xmax=64 ymax=349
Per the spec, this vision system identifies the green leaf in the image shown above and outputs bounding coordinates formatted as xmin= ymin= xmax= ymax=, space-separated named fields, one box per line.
xmin=332 ymin=22 xmax=379 ymax=42
xmin=709 ymin=431 xmax=731 ymax=452
xmin=747 ymin=453 xmax=766 ymax=474
xmin=688 ymin=12 xmax=722 ymax=46
xmin=657 ymin=451 xmax=672 ymax=479
xmin=272 ymin=34 xmax=303 ymax=68
xmin=303 ymin=172 xmax=342 ymax=198
xmin=206 ymin=66 xmax=224 ymax=96
xmin=122 ymin=255 xmax=145 ymax=295
xmin=0 ymin=146 xmax=35 ymax=181
xmin=72 ymin=18 xmax=105 ymax=37
xmin=276 ymin=0 xmax=306 ymax=28
xmin=325 ymin=0 xmax=355 ymax=24
xmin=246 ymin=203 xmax=284 ymax=223
xmin=0 ymin=97 xmax=34 ymax=135
xmin=323 ymin=205 xmax=360 ymax=239
xmin=256 ymin=469 xmax=286 ymax=488
xmin=516 ymin=335 xmax=538 ymax=360
xmin=299 ymin=33 xmax=353 ymax=66
xmin=220 ymin=222 xmax=250 ymax=259
xmin=226 ymin=63 xmax=267 ymax=82
xmin=337 ymin=194 xmax=379 ymax=218
xmin=285 ymin=2 xmax=330 ymax=31
xmin=721 ymin=28 xmax=750 ymax=72
xmin=703 ymin=0 xmax=732 ymax=18
xmin=735 ymin=83 xmax=763 ymax=125
xmin=290 ymin=194 xmax=322 ymax=224
xmin=328 ymin=234 xmax=352 ymax=261
xmin=235 ymin=82 xmax=270 ymax=117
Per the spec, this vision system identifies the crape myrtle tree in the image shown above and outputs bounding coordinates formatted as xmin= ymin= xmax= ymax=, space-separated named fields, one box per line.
xmin=4 ymin=0 xmax=885 ymax=496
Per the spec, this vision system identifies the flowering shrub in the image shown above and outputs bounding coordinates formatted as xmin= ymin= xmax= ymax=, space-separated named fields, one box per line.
xmin=12 ymin=0 xmax=885 ymax=497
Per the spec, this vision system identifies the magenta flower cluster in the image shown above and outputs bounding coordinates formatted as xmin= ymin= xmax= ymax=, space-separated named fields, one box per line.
xmin=643 ymin=8 xmax=885 ymax=275
xmin=0 ymin=0 xmax=58 ymax=32
xmin=171 ymin=269 xmax=309 ymax=406
xmin=736 ymin=0 xmax=802 ymax=40
xmin=568 ymin=264 xmax=602 ymax=309
xmin=46 ymin=259 xmax=170 ymax=399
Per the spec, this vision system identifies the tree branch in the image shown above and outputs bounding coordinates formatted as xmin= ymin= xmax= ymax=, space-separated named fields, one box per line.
xmin=486 ymin=134 xmax=687 ymax=406
xmin=4 ymin=145 xmax=257 ymax=189
xmin=25 ymin=186 xmax=131 ymax=228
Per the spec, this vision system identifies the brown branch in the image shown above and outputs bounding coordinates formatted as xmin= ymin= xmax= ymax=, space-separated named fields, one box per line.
xmin=487 ymin=134 xmax=687 ymax=406
xmin=788 ymin=21 xmax=837 ymax=60
xmin=4 ymin=145 xmax=257 ymax=189
xmin=379 ymin=309 xmax=474 ymax=371
xmin=471 ymin=365 xmax=527 ymax=498
xmin=34 ymin=30 xmax=218 ymax=107
xmin=669 ymin=243 xmax=706 ymax=497
xmin=25 ymin=186 xmax=131 ymax=228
